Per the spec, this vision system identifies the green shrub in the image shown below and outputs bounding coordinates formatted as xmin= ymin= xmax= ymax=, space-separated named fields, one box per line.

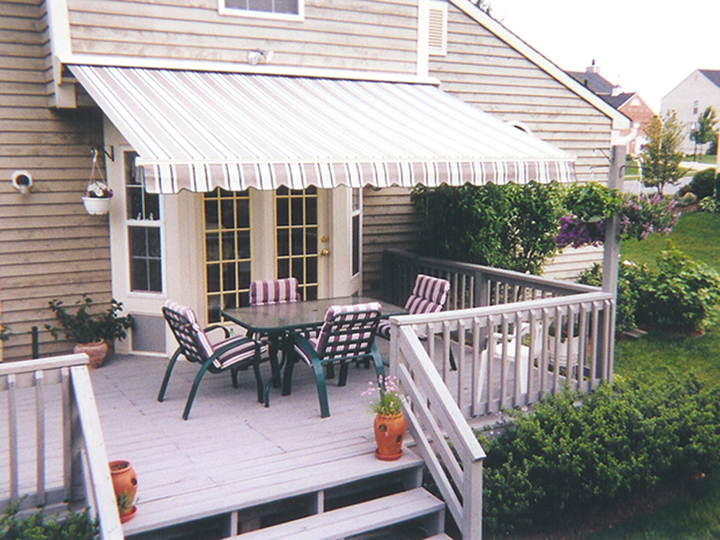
xmin=577 ymin=262 xmax=638 ymax=333
xmin=634 ymin=245 xmax=720 ymax=334
xmin=687 ymin=167 xmax=718 ymax=200
xmin=674 ymin=191 xmax=698 ymax=207
xmin=411 ymin=182 xmax=565 ymax=275
xmin=479 ymin=374 xmax=720 ymax=537
xmin=699 ymin=196 xmax=720 ymax=213
xmin=0 ymin=500 xmax=98 ymax=539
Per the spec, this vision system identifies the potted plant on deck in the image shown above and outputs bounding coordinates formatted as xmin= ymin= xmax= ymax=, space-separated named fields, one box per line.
xmin=46 ymin=294 xmax=133 ymax=368
xmin=363 ymin=375 xmax=407 ymax=461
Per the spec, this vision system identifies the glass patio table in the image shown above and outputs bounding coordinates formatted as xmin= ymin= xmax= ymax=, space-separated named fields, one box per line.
xmin=221 ymin=296 xmax=407 ymax=400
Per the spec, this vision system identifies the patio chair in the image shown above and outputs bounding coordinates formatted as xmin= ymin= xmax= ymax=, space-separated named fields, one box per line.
xmin=284 ymin=302 xmax=384 ymax=418
xmin=377 ymin=274 xmax=454 ymax=368
xmin=478 ymin=321 xmax=542 ymax=400
xmin=248 ymin=278 xmax=318 ymax=391
xmin=159 ymin=300 xmax=267 ymax=420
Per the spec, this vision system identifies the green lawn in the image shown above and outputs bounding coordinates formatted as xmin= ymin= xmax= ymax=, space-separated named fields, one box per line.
xmin=588 ymin=211 xmax=720 ymax=538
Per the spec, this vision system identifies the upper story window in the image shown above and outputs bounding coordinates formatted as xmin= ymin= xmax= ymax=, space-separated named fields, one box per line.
xmin=219 ymin=0 xmax=302 ymax=19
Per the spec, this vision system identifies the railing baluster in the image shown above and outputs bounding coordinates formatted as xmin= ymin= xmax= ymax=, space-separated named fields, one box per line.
xmin=35 ymin=370 xmax=46 ymax=506
xmin=8 ymin=373 xmax=19 ymax=501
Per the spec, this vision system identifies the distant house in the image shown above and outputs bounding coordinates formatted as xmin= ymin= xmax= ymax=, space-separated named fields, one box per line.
xmin=661 ymin=69 xmax=720 ymax=154
xmin=568 ymin=63 xmax=654 ymax=155
xmin=0 ymin=0 xmax=629 ymax=362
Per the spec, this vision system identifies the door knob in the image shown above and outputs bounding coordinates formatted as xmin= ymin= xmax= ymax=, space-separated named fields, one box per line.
xmin=321 ymin=249 xmax=330 ymax=256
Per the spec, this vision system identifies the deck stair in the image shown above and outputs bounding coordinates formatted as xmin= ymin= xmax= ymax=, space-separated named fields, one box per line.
xmin=227 ymin=487 xmax=445 ymax=540
xmin=122 ymin=449 xmax=441 ymax=540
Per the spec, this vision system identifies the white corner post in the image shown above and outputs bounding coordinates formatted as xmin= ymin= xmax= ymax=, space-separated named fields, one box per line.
xmin=602 ymin=144 xmax=626 ymax=380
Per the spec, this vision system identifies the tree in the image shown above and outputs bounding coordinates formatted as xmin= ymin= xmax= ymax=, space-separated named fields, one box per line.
xmin=638 ymin=111 xmax=686 ymax=195
xmin=689 ymin=106 xmax=718 ymax=159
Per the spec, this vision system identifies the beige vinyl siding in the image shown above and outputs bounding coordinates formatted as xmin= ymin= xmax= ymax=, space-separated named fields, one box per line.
xmin=362 ymin=4 xmax=613 ymax=288
xmin=66 ymin=0 xmax=419 ymax=74
xmin=361 ymin=186 xmax=419 ymax=295
xmin=0 ymin=0 xmax=109 ymax=361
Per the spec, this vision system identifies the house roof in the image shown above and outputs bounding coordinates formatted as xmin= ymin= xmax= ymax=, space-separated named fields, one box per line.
xmin=448 ymin=0 xmax=630 ymax=130
xmin=566 ymin=70 xmax=616 ymax=96
xmin=699 ymin=69 xmax=720 ymax=89
xmin=601 ymin=92 xmax=634 ymax=110
xmin=71 ymin=65 xmax=576 ymax=194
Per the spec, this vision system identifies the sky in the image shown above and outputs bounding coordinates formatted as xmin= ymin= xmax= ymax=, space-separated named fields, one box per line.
xmin=487 ymin=0 xmax=720 ymax=113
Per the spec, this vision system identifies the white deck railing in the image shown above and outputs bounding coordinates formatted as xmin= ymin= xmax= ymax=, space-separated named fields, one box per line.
xmin=385 ymin=249 xmax=615 ymax=539
xmin=391 ymin=326 xmax=485 ymax=539
xmin=388 ymin=291 xmax=614 ymax=419
xmin=0 ymin=355 xmax=123 ymax=540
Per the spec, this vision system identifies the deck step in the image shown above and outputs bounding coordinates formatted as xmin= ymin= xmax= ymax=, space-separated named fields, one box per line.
xmin=228 ymin=488 xmax=445 ymax=540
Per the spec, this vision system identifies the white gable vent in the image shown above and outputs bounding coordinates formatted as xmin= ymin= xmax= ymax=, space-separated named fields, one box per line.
xmin=428 ymin=1 xmax=447 ymax=56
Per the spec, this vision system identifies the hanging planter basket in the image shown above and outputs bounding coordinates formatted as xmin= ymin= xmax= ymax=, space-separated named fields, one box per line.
xmin=83 ymin=148 xmax=113 ymax=216
xmin=82 ymin=196 xmax=111 ymax=215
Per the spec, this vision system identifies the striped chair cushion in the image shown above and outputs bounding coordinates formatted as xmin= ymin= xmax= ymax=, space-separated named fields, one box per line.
xmin=406 ymin=274 xmax=450 ymax=314
xmin=377 ymin=275 xmax=450 ymax=340
xmin=209 ymin=334 xmax=264 ymax=370
xmin=376 ymin=319 xmax=392 ymax=340
xmin=250 ymin=278 xmax=300 ymax=306
xmin=294 ymin=302 xmax=382 ymax=366
xmin=163 ymin=300 xmax=263 ymax=370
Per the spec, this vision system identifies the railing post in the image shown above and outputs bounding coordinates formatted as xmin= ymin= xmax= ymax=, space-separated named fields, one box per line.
xmin=462 ymin=453 xmax=484 ymax=540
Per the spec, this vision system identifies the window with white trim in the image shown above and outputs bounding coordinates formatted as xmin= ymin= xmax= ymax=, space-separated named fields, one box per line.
xmin=125 ymin=151 xmax=163 ymax=293
xmin=219 ymin=0 xmax=301 ymax=17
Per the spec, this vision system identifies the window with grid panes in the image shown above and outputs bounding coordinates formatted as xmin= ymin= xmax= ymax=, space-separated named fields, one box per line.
xmin=204 ymin=188 xmax=252 ymax=322
xmin=125 ymin=151 xmax=162 ymax=293
xmin=276 ymin=186 xmax=318 ymax=300
xmin=220 ymin=0 xmax=300 ymax=17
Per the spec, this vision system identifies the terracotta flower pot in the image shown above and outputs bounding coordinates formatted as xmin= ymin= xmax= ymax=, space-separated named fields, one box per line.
xmin=74 ymin=340 xmax=109 ymax=369
xmin=373 ymin=412 xmax=406 ymax=461
xmin=109 ymin=460 xmax=138 ymax=523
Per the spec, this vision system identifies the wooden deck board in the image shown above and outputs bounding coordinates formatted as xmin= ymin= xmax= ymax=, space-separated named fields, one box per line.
xmin=3 ymin=335 xmax=516 ymax=536
xmin=81 ymin=342 xmax=425 ymax=536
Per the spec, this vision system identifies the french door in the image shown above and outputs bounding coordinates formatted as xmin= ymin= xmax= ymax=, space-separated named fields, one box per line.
xmin=203 ymin=187 xmax=322 ymax=322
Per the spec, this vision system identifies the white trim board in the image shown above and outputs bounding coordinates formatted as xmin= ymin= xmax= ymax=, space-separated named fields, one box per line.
xmin=447 ymin=0 xmax=631 ymax=131
xmin=63 ymin=54 xmax=441 ymax=86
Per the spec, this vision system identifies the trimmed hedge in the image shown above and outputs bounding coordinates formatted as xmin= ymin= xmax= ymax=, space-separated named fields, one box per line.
xmin=0 ymin=502 xmax=98 ymax=540
xmin=479 ymin=375 xmax=720 ymax=537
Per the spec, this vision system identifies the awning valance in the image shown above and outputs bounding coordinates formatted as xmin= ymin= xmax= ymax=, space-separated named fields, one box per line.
xmin=70 ymin=65 xmax=576 ymax=194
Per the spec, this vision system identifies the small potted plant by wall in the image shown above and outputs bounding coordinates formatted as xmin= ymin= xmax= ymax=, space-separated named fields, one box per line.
xmin=46 ymin=294 xmax=133 ymax=368
xmin=82 ymin=180 xmax=113 ymax=215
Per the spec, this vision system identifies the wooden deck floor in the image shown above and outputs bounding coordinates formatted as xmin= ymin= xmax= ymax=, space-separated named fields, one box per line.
xmin=2 ymin=336 xmax=514 ymax=538
xmin=90 ymin=340 xmax=426 ymax=537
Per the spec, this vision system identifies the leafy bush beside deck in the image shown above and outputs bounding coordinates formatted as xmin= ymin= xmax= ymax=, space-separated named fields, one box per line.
xmin=479 ymin=375 xmax=720 ymax=538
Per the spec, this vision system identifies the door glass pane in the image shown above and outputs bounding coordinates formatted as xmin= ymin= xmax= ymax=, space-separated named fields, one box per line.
xmin=275 ymin=188 xmax=319 ymax=300
xmin=204 ymin=188 xmax=251 ymax=322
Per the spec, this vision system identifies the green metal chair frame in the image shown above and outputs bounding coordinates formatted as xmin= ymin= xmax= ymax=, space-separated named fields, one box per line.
xmin=159 ymin=301 xmax=266 ymax=420
xmin=285 ymin=304 xmax=384 ymax=418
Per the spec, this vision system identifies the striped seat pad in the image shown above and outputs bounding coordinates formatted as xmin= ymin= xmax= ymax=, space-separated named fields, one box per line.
xmin=250 ymin=278 xmax=300 ymax=306
xmin=294 ymin=302 xmax=382 ymax=365
xmin=405 ymin=274 xmax=450 ymax=313
xmin=164 ymin=300 xmax=264 ymax=369
xmin=377 ymin=275 xmax=450 ymax=340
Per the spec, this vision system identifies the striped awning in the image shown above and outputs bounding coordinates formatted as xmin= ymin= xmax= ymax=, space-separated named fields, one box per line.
xmin=70 ymin=65 xmax=576 ymax=194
